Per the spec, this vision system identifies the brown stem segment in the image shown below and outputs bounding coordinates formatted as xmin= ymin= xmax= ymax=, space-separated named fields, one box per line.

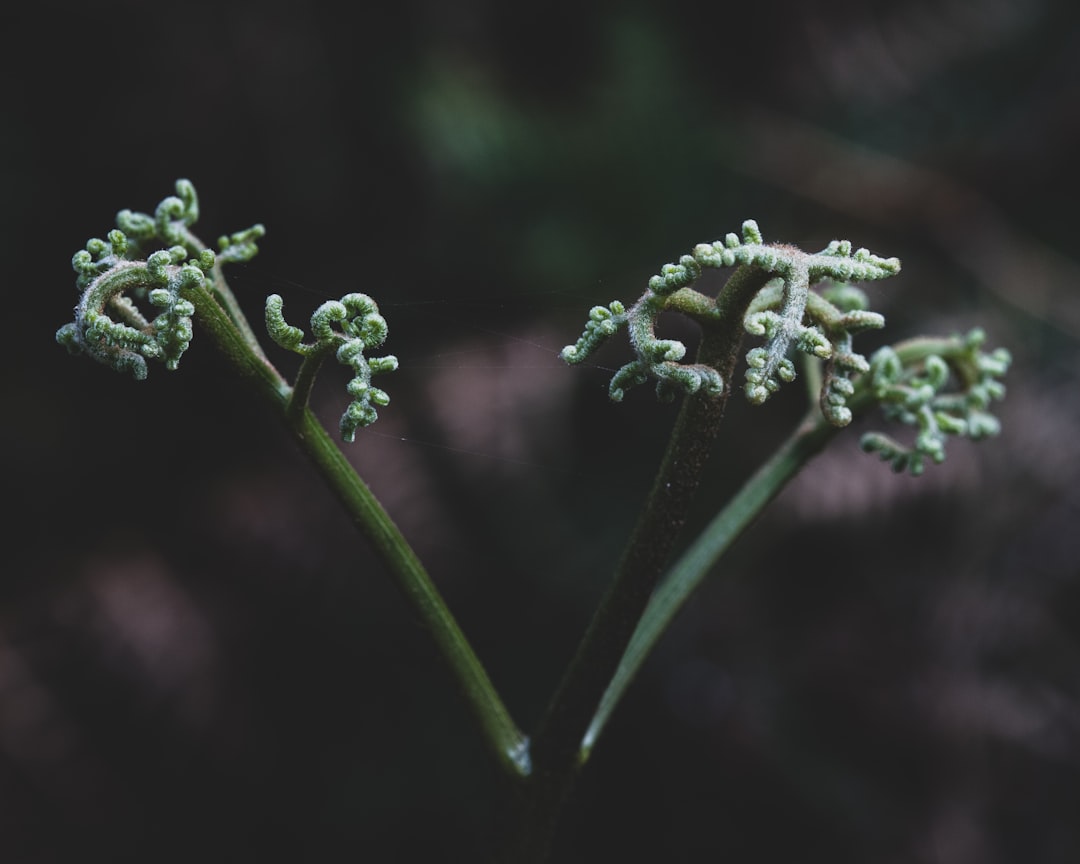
xmin=503 ymin=265 xmax=773 ymax=863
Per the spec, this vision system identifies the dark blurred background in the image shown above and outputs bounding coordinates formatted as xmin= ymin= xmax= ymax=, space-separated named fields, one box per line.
xmin=4 ymin=0 xmax=1079 ymax=861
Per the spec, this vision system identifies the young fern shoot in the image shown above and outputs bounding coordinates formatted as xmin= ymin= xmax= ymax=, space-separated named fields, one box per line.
xmin=55 ymin=180 xmax=528 ymax=781
xmin=57 ymin=179 xmax=269 ymax=380
xmin=561 ymin=218 xmax=1010 ymax=474
xmin=56 ymin=183 xmax=1012 ymax=864
xmin=266 ymin=293 xmax=399 ymax=440
xmin=531 ymin=221 xmax=1011 ymax=853
xmin=55 ymin=179 xmax=402 ymax=444
xmin=861 ymin=329 xmax=1011 ymax=474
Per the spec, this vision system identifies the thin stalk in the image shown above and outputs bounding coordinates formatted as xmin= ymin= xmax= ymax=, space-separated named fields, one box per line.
xmin=581 ymin=336 xmax=965 ymax=749
xmin=582 ymin=338 xmax=960 ymax=748
xmin=185 ymin=280 xmax=530 ymax=779
xmin=180 ymin=224 xmax=269 ymax=359
xmin=290 ymin=403 xmax=531 ymax=778
xmin=287 ymin=346 xmax=333 ymax=421
xmin=583 ymin=407 xmax=837 ymax=753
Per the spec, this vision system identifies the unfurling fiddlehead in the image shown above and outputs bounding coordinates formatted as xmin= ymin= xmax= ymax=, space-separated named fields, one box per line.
xmin=56 ymin=179 xmax=265 ymax=379
xmin=266 ymin=293 xmax=398 ymax=442
xmin=562 ymin=219 xmax=897 ymax=409
xmin=562 ymin=219 xmax=1009 ymax=473
xmin=860 ymin=329 xmax=1011 ymax=475
xmin=57 ymin=179 xmax=399 ymax=442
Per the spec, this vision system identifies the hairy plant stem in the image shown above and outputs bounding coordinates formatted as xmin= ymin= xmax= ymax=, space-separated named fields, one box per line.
xmin=288 ymin=347 xmax=332 ymax=421
xmin=584 ymin=406 xmax=838 ymax=750
xmin=174 ymin=223 xmax=270 ymax=360
xmin=503 ymin=265 xmax=773 ymax=863
xmin=183 ymin=279 xmax=530 ymax=779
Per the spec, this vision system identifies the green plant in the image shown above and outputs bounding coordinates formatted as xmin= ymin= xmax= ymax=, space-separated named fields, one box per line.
xmin=56 ymin=180 xmax=1010 ymax=861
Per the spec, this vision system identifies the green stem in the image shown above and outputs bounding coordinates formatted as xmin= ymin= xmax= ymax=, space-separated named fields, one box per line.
xmin=290 ymin=402 xmax=531 ymax=778
xmin=176 ymin=225 xmax=270 ymax=359
xmin=583 ymin=407 xmax=837 ymax=753
xmin=185 ymin=279 xmax=530 ymax=779
xmin=288 ymin=346 xmax=332 ymax=421
xmin=580 ymin=338 xmax=959 ymax=752
xmin=209 ymin=259 xmax=268 ymax=358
